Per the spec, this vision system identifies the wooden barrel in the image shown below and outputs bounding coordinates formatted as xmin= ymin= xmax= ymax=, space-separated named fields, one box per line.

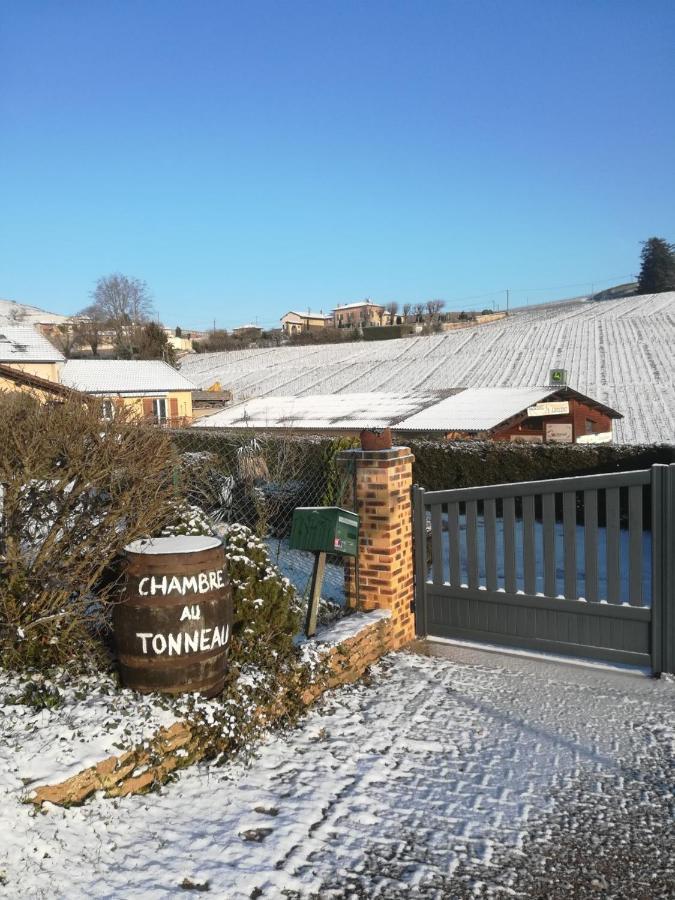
xmin=114 ymin=535 xmax=232 ymax=697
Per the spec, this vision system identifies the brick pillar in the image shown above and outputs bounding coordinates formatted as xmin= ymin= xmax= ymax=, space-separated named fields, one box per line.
xmin=337 ymin=447 xmax=416 ymax=649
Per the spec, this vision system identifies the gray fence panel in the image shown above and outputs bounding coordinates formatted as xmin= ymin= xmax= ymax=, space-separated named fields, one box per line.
xmin=414 ymin=466 xmax=670 ymax=673
xmin=584 ymin=489 xmax=599 ymax=603
xmin=542 ymin=493 xmax=556 ymax=598
xmin=606 ymin=487 xmax=621 ymax=602
xmin=628 ymin=484 xmax=643 ymax=607
xmin=503 ymin=497 xmax=517 ymax=594
xmin=522 ymin=495 xmax=536 ymax=596
xmin=484 ymin=498 xmax=498 ymax=592
xmin=466 ymin=500 xmax=479 ymax=589
xmin=563 ymin=491 xmax=577 ymax=600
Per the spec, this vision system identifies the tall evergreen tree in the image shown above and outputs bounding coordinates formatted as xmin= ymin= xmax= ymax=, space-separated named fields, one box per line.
xmin=637 ymin=237 xmax=675 ymax=294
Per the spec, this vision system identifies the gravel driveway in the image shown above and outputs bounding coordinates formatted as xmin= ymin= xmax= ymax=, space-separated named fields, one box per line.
xmin=4 ymin=644 xmax=674 ymax=898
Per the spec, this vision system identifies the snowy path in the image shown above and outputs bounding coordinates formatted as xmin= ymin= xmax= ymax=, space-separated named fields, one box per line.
xmin=2 ymin=649 xmax=674 ymax=898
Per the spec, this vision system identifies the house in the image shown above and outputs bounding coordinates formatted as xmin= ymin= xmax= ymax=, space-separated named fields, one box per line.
xmin=232 ymin=324 xmax=263 ymax=339
xmin=0 ymin=325 xmax=65 ymax=383
xmin=60 ymin=360 xmax=197 ymax=425
xmin=395 ymin=387 xmax=621 ymax=443
xmin=280 ymin=311 xmax=332 ymax=334
xmin=333 ymin=300 xmax=386 ymax=329
xmin=0 ymin=363 xmax=83 ymax=404
xmin=192 ymin=386 xmax=621 ymax=444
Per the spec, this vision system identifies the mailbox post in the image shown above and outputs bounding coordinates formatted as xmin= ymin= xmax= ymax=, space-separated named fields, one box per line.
xmin=289 ymin=507 xmax=359 ymax=637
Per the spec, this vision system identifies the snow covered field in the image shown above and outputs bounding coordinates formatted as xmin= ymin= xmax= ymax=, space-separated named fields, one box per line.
xmin=181 ymin=292 xmax=675 ymax=445
xmin=1 ymin=649 xmax=673 ymax=898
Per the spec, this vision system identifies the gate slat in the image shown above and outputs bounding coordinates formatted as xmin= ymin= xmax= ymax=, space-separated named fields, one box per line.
xmin=431 ymin=503 xmax=443 ymax=587
xmin=503 ymin=497 xmax=517 ymax=594
xmin=484 ymin=498 xmax=497 ymax=592
xmin=523 ymin=495 xmax=536 ymax=595
xmin=584 ymin=489 xmax=599 ymax=602
xmin=543 ymin=493 xmax=556 ymax=598
xmin=466 ymin=500 xmax=479 ymax=589
xmin=448 ymin=501 xmax=461 ymax=587
xmin=628 ymin=485 xmax=643 ymax=607
xmin=563 ymin=491 xmax=577 ymax=600
xmin=606 ymin=487 xmax=621 ymax=602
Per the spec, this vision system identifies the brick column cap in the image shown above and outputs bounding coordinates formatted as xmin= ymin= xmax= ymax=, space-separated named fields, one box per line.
xmin=336 ymin=446 xmax=414 ymax=464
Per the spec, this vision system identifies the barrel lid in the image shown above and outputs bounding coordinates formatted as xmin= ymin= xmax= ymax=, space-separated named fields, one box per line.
xmin=125 ymin=535 xmax=222 ymax=555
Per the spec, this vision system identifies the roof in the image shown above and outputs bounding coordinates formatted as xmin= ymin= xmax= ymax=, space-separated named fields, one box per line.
xmin=193 ymin=386 xmax=621 ymax=433
xmin=61 ymin=360 xmax=197 ymax=394
xmin=0 ymin=363 xmax=83 ymax=399
xmin=396 ymin=387 xmax=622 ymax=432
xmin=282 ymin=310 xmax=332 ymax=320
xmin=0 ymin=325 xmax=64 ymax=362
xmin=332 ymin=300 xmax=385 ymax=312
xmin=232 ymin=324 xmax=263 ymax=331
xmin=193 ymin=392 xmax=441 ymax=430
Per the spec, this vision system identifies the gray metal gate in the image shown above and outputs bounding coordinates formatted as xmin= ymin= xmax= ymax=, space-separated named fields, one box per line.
xmin=413 ymin=464 xmax=675 ymax=673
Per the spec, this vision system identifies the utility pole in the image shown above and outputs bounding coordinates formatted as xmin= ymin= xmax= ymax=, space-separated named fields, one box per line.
xmin=506 ymin=289 xmax=510 ymax=315
xmin=213 ymin=318 xmax=216 ymax=334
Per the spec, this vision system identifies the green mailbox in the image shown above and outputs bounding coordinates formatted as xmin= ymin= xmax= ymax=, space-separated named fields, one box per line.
xmin=290 ymin=507 xmax=359 ymax=557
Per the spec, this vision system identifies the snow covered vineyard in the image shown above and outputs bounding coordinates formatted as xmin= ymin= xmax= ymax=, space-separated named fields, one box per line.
xmin=180 ymin=292 xmax=675 ymax=445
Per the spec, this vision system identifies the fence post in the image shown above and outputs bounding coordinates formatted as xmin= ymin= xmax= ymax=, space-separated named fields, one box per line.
xmin=413 ymin=486 xmax=427 ymax=638
xmin=652 ymin=463 xmax=675 ymax=675
xmin=337 ymin=446 xmax=416 ymax=649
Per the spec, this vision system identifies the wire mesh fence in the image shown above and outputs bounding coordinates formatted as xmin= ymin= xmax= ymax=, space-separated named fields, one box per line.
xmin=169 ymin=429 xmax=358 ymax=607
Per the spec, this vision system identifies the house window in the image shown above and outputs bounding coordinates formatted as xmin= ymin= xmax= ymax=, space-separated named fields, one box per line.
xmin=153 ymin=398 xmax=168 ymax=423
xmin=585 ymin=418 xmax=596 ymax=434
xmin=101 ymin=399 xmax=115 ymax=421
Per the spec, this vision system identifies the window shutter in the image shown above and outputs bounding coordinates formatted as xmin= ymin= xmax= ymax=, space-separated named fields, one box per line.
xmin=169 ymin=397 xmax=178 ymax=418
xmin=142 ymin=398 xmax=154 ymax=419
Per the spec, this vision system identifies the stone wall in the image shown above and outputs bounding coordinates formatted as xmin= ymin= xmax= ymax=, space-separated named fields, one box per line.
xmin=30 ymin=611 xmax=395 ymax=808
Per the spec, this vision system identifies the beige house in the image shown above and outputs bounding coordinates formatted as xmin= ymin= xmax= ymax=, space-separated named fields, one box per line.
xmin=0 ymin=363 xmax=82 ymax=404
xmin=61 ymin=360 xmax=196 ymax=425
xmin=280 ymin=311 xmax=332 ymax=334
xmin=332 ymin=300 xmax=385 ymax=329
xmin=0 ymin=325 xmax=65 ymax=382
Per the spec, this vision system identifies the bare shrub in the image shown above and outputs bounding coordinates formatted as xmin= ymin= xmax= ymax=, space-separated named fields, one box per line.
xmin=0 ymin=394 xmax=181 ymax=671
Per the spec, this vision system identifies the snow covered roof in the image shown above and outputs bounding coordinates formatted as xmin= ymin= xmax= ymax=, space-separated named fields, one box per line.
xmin=283 ymin=310 xmax=332 ymax=319
xmin=193 ymin=392 xmax=441 ymax=430
xmin=332 ymin=300 xmax=385 ymax=312
xmin=0 ymin=325 xmax=64 ymax=362
xmin=396 ymin=387 xmax=621 ymax=431
xmin=61 ymin=360 xmax=197 ymax=394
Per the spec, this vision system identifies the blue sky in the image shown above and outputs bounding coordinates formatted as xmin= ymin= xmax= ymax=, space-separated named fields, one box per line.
xmin=1 ymin=1 xmax=673 ymax=329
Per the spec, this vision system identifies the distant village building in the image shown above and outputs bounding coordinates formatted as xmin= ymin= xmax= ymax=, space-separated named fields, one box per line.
xmin=232 ymin=324 xmax=263 ymax=339
xmin=280 ymin=311 xmax=332 ymax=334
xmin=60 ymin=360 xmax=196 ymax=425
xmin=333 ymin=300 xmax=386 ymax=328
xmin=193 ymin=386 xmax=621 ymax=444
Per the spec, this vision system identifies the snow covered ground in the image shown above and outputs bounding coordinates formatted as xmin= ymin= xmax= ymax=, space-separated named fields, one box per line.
xmin=2 ymin=647 xmax=673 ymax=898
xmin=181 ymin=292 xmax=675 ymax=445
xmin=265 ymin=538 xmax=345 ymax=605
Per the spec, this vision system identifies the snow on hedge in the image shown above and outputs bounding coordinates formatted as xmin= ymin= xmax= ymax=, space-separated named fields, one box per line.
xmin=180 ymin=292 xmax=675 ymax=445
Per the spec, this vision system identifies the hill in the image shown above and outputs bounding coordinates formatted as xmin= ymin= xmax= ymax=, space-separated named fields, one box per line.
xmin=180 ymin=291 xmax=675 ymax=445
xmin=0 ymin=298 xmax=71 ymax=325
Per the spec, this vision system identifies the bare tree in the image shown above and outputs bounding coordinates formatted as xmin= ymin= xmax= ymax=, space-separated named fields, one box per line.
xmin=49 ymin=324 xmax=81 ymax=358
xmin=426 ymin=299 xmax=445 ymax=321
xmin=402 ymin=303 xmax=412 ymax=322
xmin=74 ymin=316 xmax=102 ymax=356
xmin=385 ymin=301 xmax=399 ymax=324
xmin=87 ymin=274 xmax=154 ymax=346
xmin=412 ymin=302 xmax=426 ymax=322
